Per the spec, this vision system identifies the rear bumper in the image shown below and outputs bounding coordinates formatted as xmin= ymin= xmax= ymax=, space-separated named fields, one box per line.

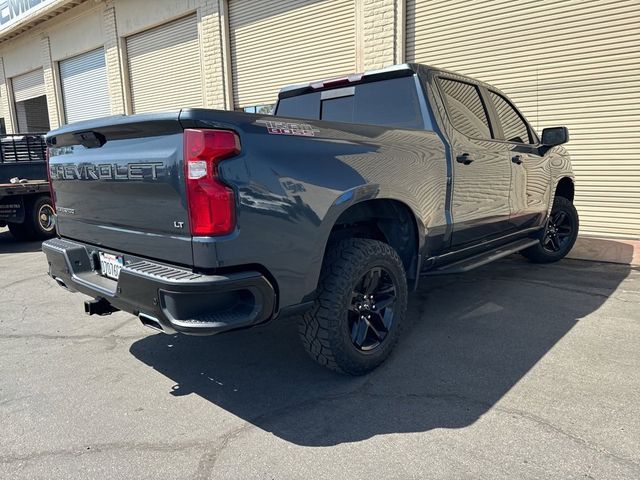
xmin=42 ymin=237 xmax=276 ymax=335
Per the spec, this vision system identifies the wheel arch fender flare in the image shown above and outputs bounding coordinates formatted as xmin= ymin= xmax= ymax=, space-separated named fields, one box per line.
xmin=302 ymin=184 xmax=427 ymax=299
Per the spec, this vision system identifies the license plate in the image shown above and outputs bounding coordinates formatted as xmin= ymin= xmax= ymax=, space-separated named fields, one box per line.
xmin=99 ymin=252 xmax=124 ymax=280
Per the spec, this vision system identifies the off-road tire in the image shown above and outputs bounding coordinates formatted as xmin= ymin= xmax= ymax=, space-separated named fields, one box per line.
xmin=522 ymin=196 xmax=579 ymax=263
xmin=298 ymin=238 xmax=408 ymax=375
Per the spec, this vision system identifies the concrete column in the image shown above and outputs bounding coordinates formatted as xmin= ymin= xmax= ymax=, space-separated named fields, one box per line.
xmin=40 ymin=36 xmax=60 ymax=130
xmin=0 ymin=57 xmax=16 ymax=133
xmin=199 ymin=0 xmax=231 ymax=110
xmin=103 ymin=2 xmax=126 ymax=115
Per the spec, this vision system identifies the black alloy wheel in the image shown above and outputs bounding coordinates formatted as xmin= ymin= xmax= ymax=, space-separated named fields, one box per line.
xmin=522 ymin=196 xmax=579 ymax=263
xmin=348 ymin=267 xmax=398 ymax=352
xmin=299 ymin=238 xmax=408 ymax=375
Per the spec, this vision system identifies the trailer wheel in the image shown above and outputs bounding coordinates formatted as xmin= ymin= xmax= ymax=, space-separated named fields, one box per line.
xmin=17 ymin=195 xmax=57 ymax=241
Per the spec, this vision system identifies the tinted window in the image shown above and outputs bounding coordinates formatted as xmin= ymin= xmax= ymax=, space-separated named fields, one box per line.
xmin=351 ymin=77 xmax=423 ymax=128
xmin=322 ymin=95 xmax=354 ymax=122
xmin=276 ymin=76 xmax=424 ymax=129
xmin=489 ymin=91 xmax=532 ymax=144
xmin=439 ymin=79 xmax=491 ymax=139
xmin=276 ymin=92 xmax=320 ymax=119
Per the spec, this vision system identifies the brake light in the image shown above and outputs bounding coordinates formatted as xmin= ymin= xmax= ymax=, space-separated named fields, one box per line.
xmin=310 ymin=73 xmax=363 ymax=90
xmin=45 ymin=147 xmax=57 ymax=212
xmin=183 ymin=129 xmax=240 ymax=236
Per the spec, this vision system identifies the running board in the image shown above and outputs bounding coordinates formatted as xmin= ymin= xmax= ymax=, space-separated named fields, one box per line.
xmin=421 ymin=238 xmax=539 ymax=276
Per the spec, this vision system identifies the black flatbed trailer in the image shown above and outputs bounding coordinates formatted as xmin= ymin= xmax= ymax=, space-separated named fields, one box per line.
xmin=0 ymin=134 xmax=56 ymax=240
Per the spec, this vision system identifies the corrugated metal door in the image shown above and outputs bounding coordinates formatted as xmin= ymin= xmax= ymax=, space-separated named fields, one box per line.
xmin=126 ymin=14 xmax=203 ymax=113
xmin=229 ymin=0 xmax=357 ymax=108
xmin=12 ymin=69 xmax=45 ymax=102
xmin=406 ymin=0 xmax=640 ymax=238
xmin=59 ymin=48 xmax=111 ymax=124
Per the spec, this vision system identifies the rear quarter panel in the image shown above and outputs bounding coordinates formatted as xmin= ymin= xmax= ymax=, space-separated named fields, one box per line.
xmin=180 ymin=110 xmax=447 ymax=309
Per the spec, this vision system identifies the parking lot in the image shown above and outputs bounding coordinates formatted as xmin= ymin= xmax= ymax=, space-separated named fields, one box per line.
xmin=1 ymin=227 xmax=639 ymax=479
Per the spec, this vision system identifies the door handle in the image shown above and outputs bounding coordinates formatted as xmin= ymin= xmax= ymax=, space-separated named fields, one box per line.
xmin=512 ymin=155 xmax=523 ymax=165
xmin=456 ymin=153 xmax=474 ymax=165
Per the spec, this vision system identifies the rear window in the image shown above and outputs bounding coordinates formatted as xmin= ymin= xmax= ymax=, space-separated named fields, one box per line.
xmin=276 ymin=76 xmax=424 ymax=129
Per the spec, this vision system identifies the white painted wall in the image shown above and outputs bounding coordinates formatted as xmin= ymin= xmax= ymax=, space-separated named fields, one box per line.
xmin=48 ymin=5 xmax=105 ymax=61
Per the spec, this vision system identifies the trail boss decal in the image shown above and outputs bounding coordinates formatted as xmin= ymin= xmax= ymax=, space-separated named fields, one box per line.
xmin=257 ymin=120 xmax=320 ymax=137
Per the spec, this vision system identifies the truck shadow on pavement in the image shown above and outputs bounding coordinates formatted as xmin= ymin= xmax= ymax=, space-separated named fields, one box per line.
xmin=129 ymin=257 xmax=630 ymax=446
xmin=0 ymin=229 xmax=43 ymax=254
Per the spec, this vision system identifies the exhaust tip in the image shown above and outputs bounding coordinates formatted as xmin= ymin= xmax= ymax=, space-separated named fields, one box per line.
xmin=139 ymin=313 xmax=164 ymax=332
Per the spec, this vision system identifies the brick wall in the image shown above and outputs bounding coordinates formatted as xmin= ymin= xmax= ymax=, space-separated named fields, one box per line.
xmin=0 ymin=57 xmax=15 ymax=133
xmin=199 ymin=1 xmax=228 ymax=110
xmin=40 ymin=36 xmax=59 ymax=129
xmin=103 ymin=3 xmax=126 ymax=115
xmin=361 ymin=0 xmax=399 ymax=71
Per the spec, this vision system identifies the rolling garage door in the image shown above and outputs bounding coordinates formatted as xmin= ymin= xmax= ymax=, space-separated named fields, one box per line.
xmin=126 ymin=14 xmax=203 ymax=113
xmin=12 ymin=69 xmax=45 ymax=103
xmin=59 ymin=48 xmax=111 ymax=124
xmin=12 ymin=69 xmax=49 ymax=132
xmin=229 ymin=0 xmax=357 ymax=109
xmin=406 ymin=0 xmax=640 ymax=238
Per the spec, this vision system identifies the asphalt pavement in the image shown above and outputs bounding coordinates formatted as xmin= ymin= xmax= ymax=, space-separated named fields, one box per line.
xmin=1 ymin=227 xmax=638 ymax=479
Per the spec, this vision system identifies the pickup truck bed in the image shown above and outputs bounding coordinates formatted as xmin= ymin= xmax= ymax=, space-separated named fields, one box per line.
xmin=42 ymin=63 xmax=578 ymax=374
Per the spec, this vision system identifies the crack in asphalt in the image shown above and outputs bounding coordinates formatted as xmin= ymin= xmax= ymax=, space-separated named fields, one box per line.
xmin=189 ymin=387 xmax=640 ymax=476
xmin=0 ymin=440 xmax=212 ymax=465
xmin=1 ymin=360 xmax=638 ymax=476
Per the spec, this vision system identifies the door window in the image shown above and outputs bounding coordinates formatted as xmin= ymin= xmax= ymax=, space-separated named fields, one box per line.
xmin=439 ymin=78 xmax=492 ymax=139
xmin=489 ymin=91 xmax=532 ymax=144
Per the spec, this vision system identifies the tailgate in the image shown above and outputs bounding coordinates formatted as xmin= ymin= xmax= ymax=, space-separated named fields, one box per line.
xmin=47 ymin=112 xmax=193 ymax=266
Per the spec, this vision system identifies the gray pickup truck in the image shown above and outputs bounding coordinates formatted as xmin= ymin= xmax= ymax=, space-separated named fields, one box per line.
xmin=42 ymin=63 xmax=578 ymax=375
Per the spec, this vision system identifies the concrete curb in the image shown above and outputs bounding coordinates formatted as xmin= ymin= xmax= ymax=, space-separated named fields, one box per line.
xmin=568 ymin=236 xmax=640 ymax=266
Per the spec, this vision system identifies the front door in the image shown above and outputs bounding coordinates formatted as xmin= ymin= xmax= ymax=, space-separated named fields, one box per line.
xmin=485 ymin=90 xmax=552 ymax=230
xmin=437 ymin=77 xmax=513 ymax=247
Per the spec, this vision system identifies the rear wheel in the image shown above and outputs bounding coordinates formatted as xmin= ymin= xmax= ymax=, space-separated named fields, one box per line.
xmin=522 ymin=196 xmax=578 ymax=263
xmin=298 ymin=238 xmax=408 ymax=375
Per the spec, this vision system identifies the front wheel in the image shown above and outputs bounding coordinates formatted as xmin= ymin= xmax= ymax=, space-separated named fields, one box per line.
xmin=298 ymin=238 xmax=408 ymax=375
xmin=522 ymin=196 xmax=579 ymax=263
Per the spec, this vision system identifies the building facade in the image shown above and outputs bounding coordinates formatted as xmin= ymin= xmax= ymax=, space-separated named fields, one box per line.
xmin=0 ymin=0 xmax=638 ymax=239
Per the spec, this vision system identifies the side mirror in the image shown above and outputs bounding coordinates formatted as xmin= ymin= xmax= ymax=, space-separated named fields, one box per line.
xmin=542 ymin=126 xmax=569 ymax=146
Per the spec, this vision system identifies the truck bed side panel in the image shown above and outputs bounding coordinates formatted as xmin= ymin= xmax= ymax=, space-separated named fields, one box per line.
xmin=180 ymin=109 xmax=447 ymax=308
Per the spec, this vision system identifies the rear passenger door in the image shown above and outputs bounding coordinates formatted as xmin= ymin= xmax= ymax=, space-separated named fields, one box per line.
xmin=437 ymin=77 xmax=513 ymax=247
xmin=485 ymin=90 xmax=551 ymax=230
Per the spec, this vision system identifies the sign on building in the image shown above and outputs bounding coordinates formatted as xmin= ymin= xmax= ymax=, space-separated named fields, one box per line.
xmin=0 ymin=0 xmax=56 ymax=32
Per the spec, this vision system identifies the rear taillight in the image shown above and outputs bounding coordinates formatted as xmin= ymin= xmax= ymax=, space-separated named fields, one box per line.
xmin=45 ymin=147 xmax=56 ymax=212
xmin=183 ymin=129 xmax=240 ymax=236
